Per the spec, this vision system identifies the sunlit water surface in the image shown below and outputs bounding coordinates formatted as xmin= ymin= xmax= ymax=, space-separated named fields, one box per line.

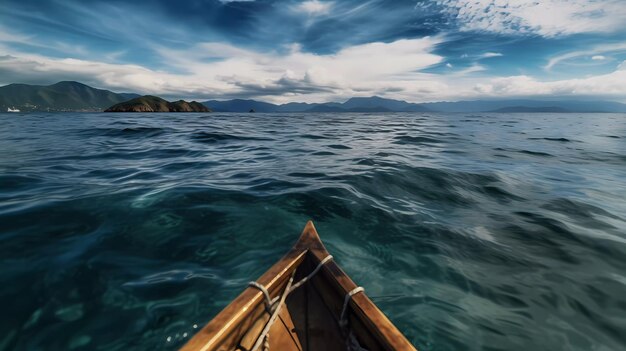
xmin=1 ymin=112 xmax=625 ymax=351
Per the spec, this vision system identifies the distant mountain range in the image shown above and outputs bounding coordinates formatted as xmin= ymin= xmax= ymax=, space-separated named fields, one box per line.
xmin=203 ymin=96 xmax=431 ymax=113
xmin=420 ymin=99 xmax=626 ymax=113
xmin=2 ymin=81 xmax=626 ymax=113
xmin=0 ymin=81 xmax=140 ymax=112
xmin=203 ymin=97 xmax=626 ymax=113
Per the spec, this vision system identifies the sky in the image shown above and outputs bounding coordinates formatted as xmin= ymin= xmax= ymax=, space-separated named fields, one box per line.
xmin=1 ymin=0 xmax=626 ymax=103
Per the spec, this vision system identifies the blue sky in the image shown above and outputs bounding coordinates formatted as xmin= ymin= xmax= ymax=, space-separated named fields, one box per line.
xmin=1 ymin=0 xmax=625 ymax=102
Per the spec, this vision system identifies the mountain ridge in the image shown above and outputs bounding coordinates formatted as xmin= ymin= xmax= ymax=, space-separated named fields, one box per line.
xmin=105 ymin=95 xmax=210 ymax=112
xmin=203 ymin=96 xmax=626 ymax=113
xmin=0 ymin=81 xmax=140 ymax=111
xmin=419 ymin=99 xmax=626 ymax=113
xmin=2 ymin=81 xmax=626 ymax=113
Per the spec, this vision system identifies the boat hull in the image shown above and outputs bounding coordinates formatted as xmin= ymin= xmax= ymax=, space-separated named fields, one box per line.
xmin=181 ymin=221 xmax=416 ymax=351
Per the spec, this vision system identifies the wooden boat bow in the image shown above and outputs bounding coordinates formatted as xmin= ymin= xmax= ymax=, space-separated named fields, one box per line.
xmin=181 ymin=221 xmax=416 ymax=351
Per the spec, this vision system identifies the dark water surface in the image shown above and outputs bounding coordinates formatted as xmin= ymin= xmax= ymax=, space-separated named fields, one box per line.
xmin=1 ymin=112 xmax=625 ymax=350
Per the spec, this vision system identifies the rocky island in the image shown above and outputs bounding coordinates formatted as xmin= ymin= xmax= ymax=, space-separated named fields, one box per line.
xmin=105 ymin=95 xmax=210 ymax=112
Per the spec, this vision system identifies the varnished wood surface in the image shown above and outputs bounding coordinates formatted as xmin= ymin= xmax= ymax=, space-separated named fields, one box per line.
xmin=180 ymin=221 xmax=417 ymax=351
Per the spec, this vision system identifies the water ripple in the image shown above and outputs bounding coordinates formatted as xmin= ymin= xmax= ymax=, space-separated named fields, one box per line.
xmin=0 ymin=112 xmax=625 ymax=351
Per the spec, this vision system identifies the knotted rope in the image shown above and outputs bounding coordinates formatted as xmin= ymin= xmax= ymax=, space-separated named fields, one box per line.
xmin=248 ymin=281 xmax=272 ymax=312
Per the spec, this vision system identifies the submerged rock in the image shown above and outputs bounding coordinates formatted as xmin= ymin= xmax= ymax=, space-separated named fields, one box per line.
xmin=105 ymin=96 xmax=211 ymax=112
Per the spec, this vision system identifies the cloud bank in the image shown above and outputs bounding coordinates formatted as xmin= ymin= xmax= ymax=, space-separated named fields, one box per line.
xmin=2 ymin=42 xmax=625 ymax=103
xmin=1 ymin=0 xmax=626 ymax=102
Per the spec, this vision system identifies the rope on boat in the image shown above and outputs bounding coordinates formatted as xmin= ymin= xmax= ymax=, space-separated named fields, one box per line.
xmin=248 ymin=256 xmax=367 ymax=351
xmin=288 ymin=255 xmax=334 ymax=292
xmin=250 ymin=270 xmax=296 ymax=351
xmin=339 ymin=286 xmax=365 ymax=328
xmin=247 ymin=254 xmax=333 ymax=351
xmin=249 ymin=255 xmax=334 ymax=309
xmin=340 ymin=287 xmax=367 ymax=351
xmin=248 ymin=281 xmax=272 ymax=312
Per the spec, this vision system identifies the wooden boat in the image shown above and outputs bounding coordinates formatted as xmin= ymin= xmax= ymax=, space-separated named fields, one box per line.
xmin=181 ymin=221 xmax=416 ymax=351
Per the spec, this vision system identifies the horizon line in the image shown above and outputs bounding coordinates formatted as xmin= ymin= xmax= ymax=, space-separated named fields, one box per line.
xmin=2 ymin=80 xmax=626 ymax=105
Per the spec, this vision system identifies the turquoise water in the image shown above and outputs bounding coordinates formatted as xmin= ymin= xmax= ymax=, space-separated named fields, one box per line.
xmin=0 ymin=112 xmax=625 ymax=350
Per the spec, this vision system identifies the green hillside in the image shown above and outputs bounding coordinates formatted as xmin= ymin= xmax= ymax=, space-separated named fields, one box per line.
xmin=0 ymin=81 xmax=139 ymax=111
xmin=105 ymin=96 xmax=211 ymax=112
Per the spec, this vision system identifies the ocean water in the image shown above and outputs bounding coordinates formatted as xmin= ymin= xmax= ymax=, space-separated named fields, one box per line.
xmin=0 ymin=112 xmax=625 ymax=351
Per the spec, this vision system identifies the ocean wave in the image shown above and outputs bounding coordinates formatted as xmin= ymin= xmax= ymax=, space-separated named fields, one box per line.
xmin=79 ymin=126 xmax=168 ymax=137
xmin=190 ymin=131 xmax=273 ymax=143
xmin=1 ymin=112 xmax=625 ymax=351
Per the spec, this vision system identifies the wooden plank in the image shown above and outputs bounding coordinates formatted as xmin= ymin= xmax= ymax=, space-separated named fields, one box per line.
xmin=237 ymin=311 xmax=269 ymax=350
xmin=266 ymin=306 xmax=303 ymax=350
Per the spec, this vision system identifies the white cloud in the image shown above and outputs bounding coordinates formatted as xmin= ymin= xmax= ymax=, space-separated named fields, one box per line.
xmin=545 ymin=42 xmax=626 ymax=70
xmin=3 ymin=41 xmax=626 ymax=103
xmin=2 ymin=32 xmax=626 ymax=103
xmin=0 ymin=36 xmax=445 ymax=102
xmin=0 ymin=26 xmax=31 ymax=43
xmin=294 ymin=0 xmax=333 ymax=16
xmin=479 ymin=52 xmax=503 ymax=59
xmin=592 ymin=55 xmax=606 ymax=61
xmin=455 ymin=64 xmax=486 ymax=76
xmin=433 ymin=0 xmax=626 ymax=37
xmin=472 ymin=66 xmax=626 ymax=97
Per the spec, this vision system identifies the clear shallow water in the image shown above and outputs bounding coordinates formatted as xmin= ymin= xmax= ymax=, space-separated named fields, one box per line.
xmin=1 ymin=112 xmax=625 ymax=351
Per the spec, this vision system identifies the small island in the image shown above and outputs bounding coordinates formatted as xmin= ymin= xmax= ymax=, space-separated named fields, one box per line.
xmin=105 ymin=95 xmax=211 ymax=112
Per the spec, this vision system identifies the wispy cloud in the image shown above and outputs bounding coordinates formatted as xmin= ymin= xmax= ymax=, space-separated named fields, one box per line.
xmin=0 ymin=26 xmax=32 ymax=42
xmin=545 ymin=43 xmax=626 ymax=70
xmin=479 ymin=52 xmax=503 ymax=59
xmin=293 ymin=0 xmax=333 ymax=16
xmin=425 ymin=0 xmax=626 ymax=37
xmin=455 ymin=64 xmax=486 ymax=76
